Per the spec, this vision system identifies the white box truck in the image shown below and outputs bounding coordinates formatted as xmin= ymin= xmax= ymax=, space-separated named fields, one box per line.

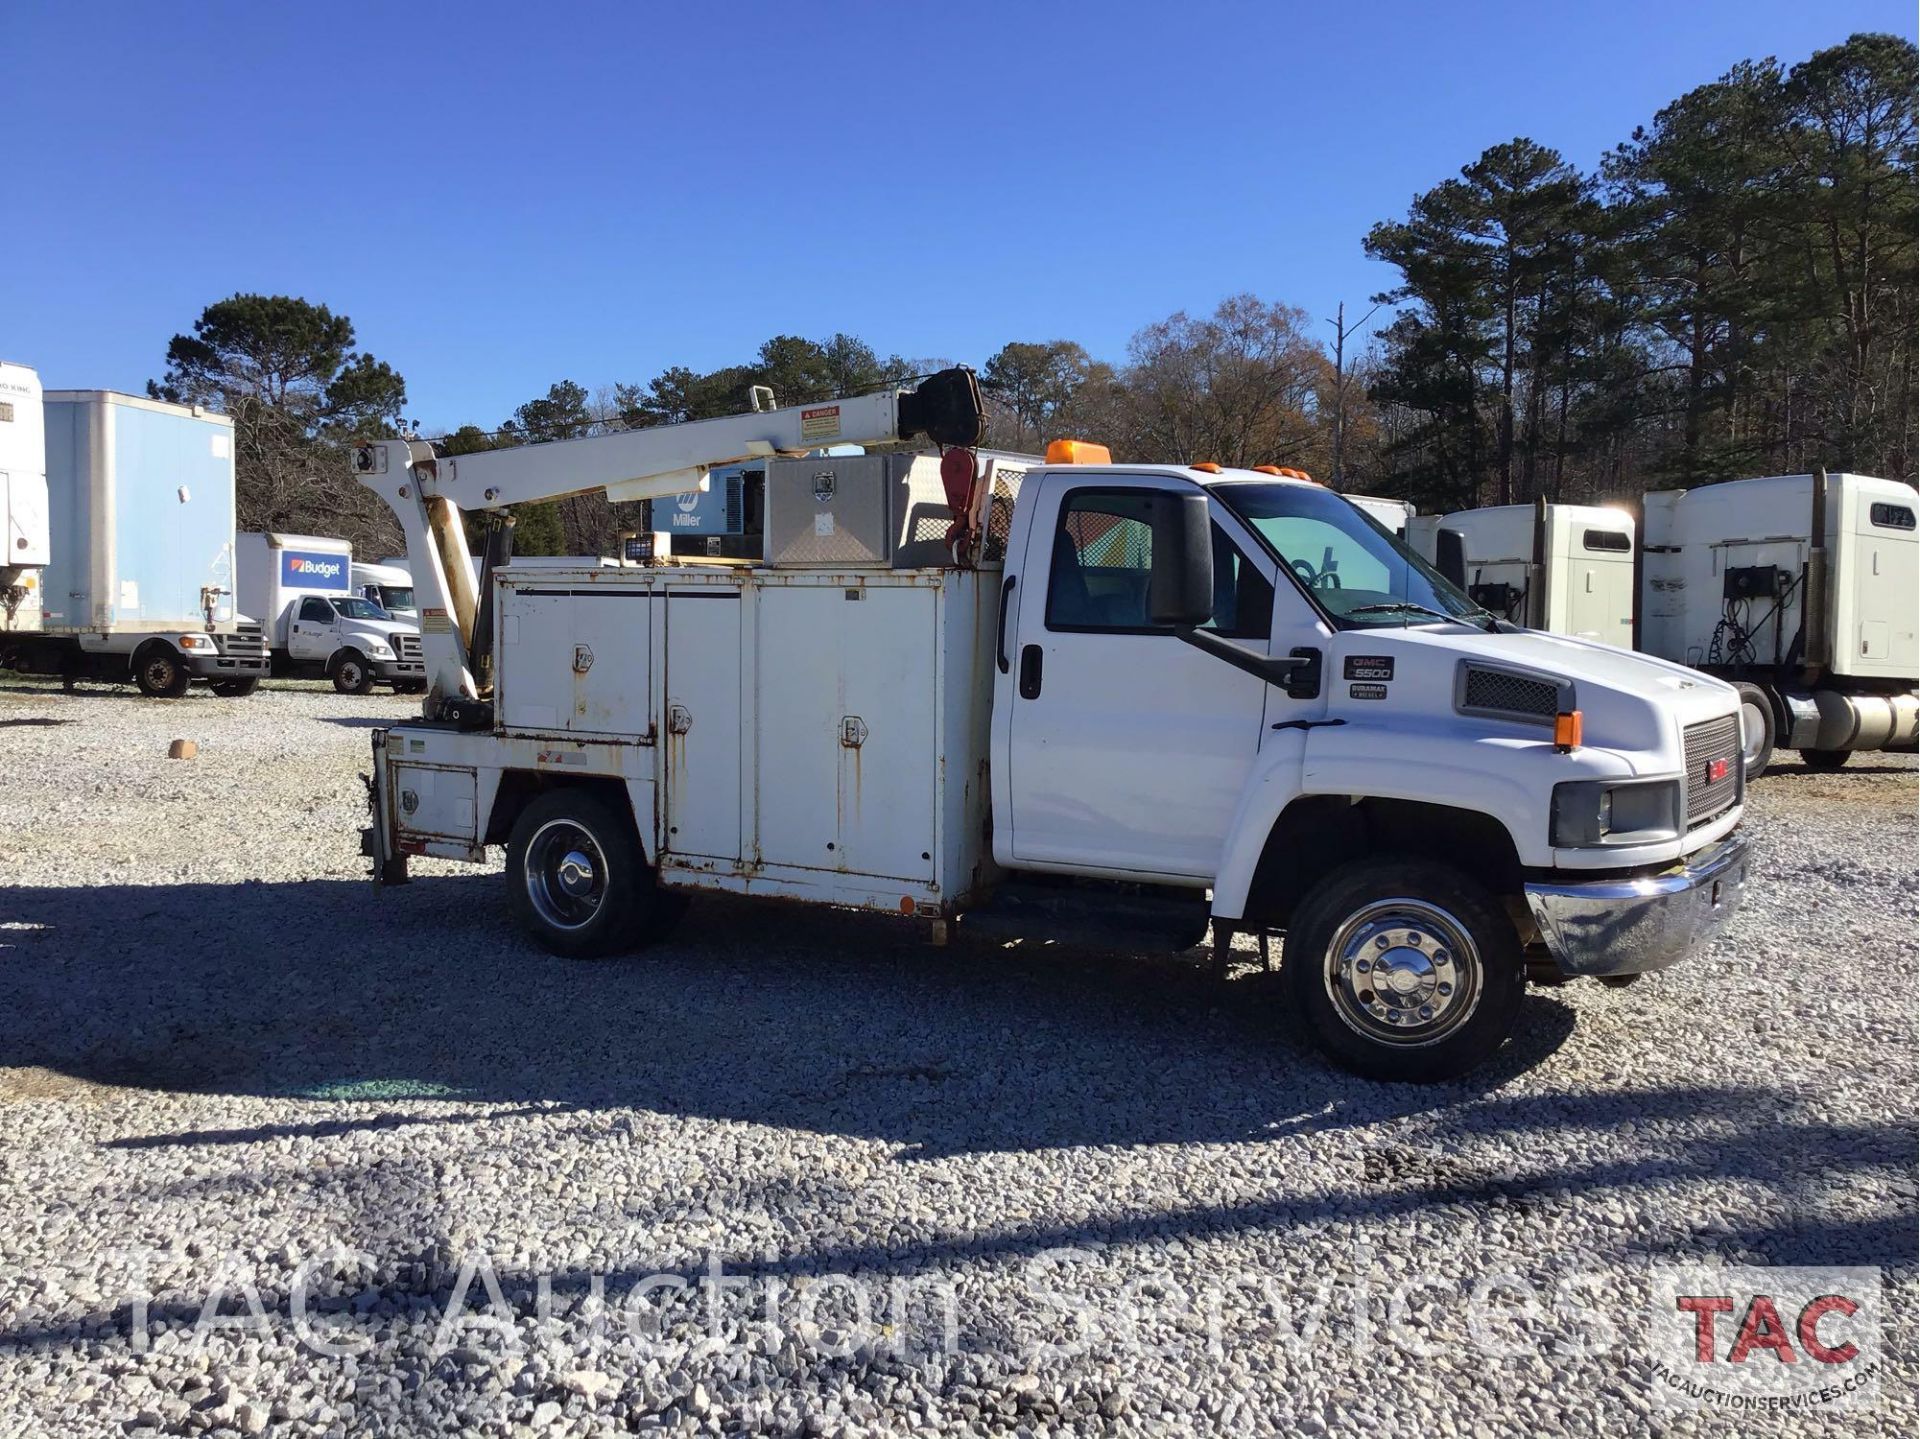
xmin=1640 ymin=471 xmax=1918 ymax=774
xmin=351 ymin=368 xmax=1752 ymax=1083
xmin=1406 ymin=502 xmax=1637 ymax=647
xmin=236 ymin=533 xmax=426 ymax=694
xmin=1 ymin=360 xmax=50 ymax=630
xmin=0 ymin=381 xmax=268 ymax=697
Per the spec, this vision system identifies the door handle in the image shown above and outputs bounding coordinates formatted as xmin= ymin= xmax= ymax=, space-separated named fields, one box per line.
xmin=1018 ymin=644 xmax=1043 ymax=699
xmin=996 ymin=575 xmax=1016 ymax=674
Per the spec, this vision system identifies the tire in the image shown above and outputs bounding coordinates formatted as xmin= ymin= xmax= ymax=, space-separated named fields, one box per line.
xmin=133 ymin=646 xmax=192 ymax=699
xmin=1801 ymin=748 xmax=1850 ymax=771
xmin=505 ymin=790 xmax=659 ymax=958
xmin=330 ymin=651 xmax=375 ymax=695
xmin=210 ymin=677 xmax=260 ymax=698
xmin=1733 ymin=682 xmax=1775 ymax=779
xmin=1283 ymin=857 xmax=1525 ymax=1082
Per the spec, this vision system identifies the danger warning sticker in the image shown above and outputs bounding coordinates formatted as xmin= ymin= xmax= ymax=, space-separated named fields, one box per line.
xmin=801 ymin=405 xmax=841 ymax=440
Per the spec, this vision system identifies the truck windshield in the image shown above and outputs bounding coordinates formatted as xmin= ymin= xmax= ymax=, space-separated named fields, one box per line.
xmin=378 ymin=586 xmax=414 ymax=611
xmin=330 ymin=597 xmax=390 ymax=621
xmin=1212 ymin=482 xmax=1487 ymax=629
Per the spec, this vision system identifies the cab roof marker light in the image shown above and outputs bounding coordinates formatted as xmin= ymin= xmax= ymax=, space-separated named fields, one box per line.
xmin=1191 ymin=462 xmax=1223 ymax=473
xmin=1044 ymin=439 xmax=1112 ymax=465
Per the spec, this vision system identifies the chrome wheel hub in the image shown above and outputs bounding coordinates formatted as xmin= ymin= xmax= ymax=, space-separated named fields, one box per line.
xmin=1325 ymin=899 xmax=1482 ymax=1049
xmin=524 ymin=820 xmax=607 ymax=931
xmin=1740 ymin=700 xmax=1768 ymax=767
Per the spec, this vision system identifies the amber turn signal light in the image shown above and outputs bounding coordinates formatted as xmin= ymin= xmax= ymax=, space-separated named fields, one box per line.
xmin=1554 ymin=710 xmax=1583 ymax=751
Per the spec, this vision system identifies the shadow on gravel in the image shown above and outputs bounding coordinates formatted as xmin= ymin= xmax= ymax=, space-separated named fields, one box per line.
xmin=1 ymin=874 xmax=1913 ymax=1270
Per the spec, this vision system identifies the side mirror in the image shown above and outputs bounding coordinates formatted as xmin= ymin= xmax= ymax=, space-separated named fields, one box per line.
xmin=1435 ymin=527 xmax=1469 ymax=590
xmin=1148 ymin=492 xmax=1214 ymax=627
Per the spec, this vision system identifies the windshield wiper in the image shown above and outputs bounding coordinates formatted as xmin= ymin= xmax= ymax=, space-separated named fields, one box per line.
xmin=1348 ymin=601 xmax=1500 ymax=632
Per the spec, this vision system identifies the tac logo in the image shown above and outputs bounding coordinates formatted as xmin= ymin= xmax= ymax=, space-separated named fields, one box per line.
xmin=1649 ymin=1265 xmax=1880 ymax=1412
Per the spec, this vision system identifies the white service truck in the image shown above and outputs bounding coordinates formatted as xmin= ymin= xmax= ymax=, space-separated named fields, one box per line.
xmin=355 ymin=368 xmax=1751 ymax=1081
xmin=0 ymin=373 xmax=268 ymax=697
xmin=1406 ymin=501 xmax=1637 ymax=647
xmin=236 ymin=533 xmax=426 ymax=694
xmin=1640 ymin=471 xmax=1919 ymax=775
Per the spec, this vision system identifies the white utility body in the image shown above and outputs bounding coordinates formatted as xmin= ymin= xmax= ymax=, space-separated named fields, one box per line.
xmin=1406 ymin=502 xmax=1636 ymax=646
xmin=357 ymin=369 xmax=1751 ymax=1081
xmin=1640 ymin=471 xmax=1919 ymax=774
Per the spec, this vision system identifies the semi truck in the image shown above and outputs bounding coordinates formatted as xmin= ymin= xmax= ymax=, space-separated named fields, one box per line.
xmin=236 ymin=533 xmax=426 ymax=694
xmin=355 ymin=367 xmax=1751 ymax=1082
xmin=352 ymin=559 xmax=417 ymax=620
xmin=1406 ymin=501 xmax=1637 ymax=648
xmin=1640 ymin=471 xmax=1919 ymax=775
xmin=0 ymin=377 xmax=268 ymax=697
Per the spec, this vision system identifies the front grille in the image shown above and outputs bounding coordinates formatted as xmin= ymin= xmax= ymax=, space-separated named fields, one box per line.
xmin=1458 ymin=664 xmax=1560 ymax=723
xmin=1684 ymin=713 xmax=1741 ymax=826
xmin=217 ymin=624 xmax=267 ymax=660
xmin=394 ymin=632 xmax=422 ymax=663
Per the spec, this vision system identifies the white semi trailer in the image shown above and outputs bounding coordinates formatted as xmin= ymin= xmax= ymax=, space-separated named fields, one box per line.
xmin=1406 ymin=502 xmax=1637 ymax=648
xmin=352 ymin=366 xmax=1752 ymax=1083
xmin=0 ymin=377 xmax=268 ymax=696
xmin=1640 ymin=471 xmax=1919 ymax=774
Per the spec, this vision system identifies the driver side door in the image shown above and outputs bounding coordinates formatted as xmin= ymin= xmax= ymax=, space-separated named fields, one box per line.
xmin=1002 ymin=477 xmax=1325 ymax=879
xmin=288 ymin=597 xmax=336 ymax=661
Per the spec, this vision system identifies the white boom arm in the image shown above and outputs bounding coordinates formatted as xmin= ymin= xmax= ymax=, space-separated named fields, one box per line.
xmin=354 ymin=368 xmax=984 ymax=708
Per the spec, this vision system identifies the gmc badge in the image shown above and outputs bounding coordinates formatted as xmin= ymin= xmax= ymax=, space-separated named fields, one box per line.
xmin=1344 ymin=656 xmax=1395 ymax=681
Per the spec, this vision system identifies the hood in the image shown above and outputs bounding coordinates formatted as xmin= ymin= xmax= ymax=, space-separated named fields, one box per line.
xmin=340 ymin=617 xmax=419 ymax=641
xmin=1321 ymin=622 xmax=1737 ymax=774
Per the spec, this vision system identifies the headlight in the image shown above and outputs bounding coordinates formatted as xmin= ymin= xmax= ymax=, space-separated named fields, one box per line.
xmin=366 ymin=643 xmax=394 ymax=658
xmin=1550 ymin=779 xmax=1683 ymax=847
xmin=177 ymin=634 xmax=214 ymax=651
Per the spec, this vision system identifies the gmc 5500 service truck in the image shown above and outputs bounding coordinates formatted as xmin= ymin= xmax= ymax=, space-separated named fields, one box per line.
xmin=356 ymin=368 xmax=1751 ymax=1081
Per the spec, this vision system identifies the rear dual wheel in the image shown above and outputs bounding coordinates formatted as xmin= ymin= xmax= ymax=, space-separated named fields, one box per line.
xmin=505 ymin=791 xmax=684 ymax=957
xmin=1284 ymin=858 xmax=1525 ymax=1082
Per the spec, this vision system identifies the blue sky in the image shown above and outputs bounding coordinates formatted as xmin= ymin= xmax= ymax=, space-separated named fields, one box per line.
xmin=4 ymin=0 xmax=1913 ymax=432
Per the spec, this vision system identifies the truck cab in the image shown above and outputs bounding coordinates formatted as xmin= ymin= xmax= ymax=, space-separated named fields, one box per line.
xmin=363 ymin=443 xmax=1753 ymax=1082
xmin=352 ymin=560 xmax=417 ymax=620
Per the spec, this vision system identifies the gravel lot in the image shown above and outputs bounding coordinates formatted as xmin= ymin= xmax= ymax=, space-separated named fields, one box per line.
xmin=0 ymin=680 xmax=1914 ymax=1437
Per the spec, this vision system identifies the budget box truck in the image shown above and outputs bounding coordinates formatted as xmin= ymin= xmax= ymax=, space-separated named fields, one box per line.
xmin=236 ymin=533 xmax=426 ymax=694
xmin=0 ymin=384 xmax=268 ymax=696
xmin=351 ymin=367 xmax=1753 ymax=1083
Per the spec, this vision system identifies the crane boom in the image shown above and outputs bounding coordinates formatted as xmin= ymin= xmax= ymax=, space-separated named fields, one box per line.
xmin=353 ymin=367 xmax=985 ymax=709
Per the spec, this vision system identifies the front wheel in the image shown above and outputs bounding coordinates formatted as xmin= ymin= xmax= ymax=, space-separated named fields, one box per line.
xmin=505 ymin=790 xmax=659 ymax=958
xmin=1733 ymin=682 xmax=1775 ymax=779
xmin=1801 ymin=748 xmax=1850 ymax=771
xmin=330 ymin=651 xmax=375 ymax=695
xmin=133 ymin=647 xmax=191 ymax=699
xmin=1283 ymin=858 xmax=1525 ymax=1082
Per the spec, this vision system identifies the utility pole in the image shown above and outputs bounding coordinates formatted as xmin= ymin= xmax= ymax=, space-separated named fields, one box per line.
xmin=1326 ymin=301 xmax=1379 ymax=488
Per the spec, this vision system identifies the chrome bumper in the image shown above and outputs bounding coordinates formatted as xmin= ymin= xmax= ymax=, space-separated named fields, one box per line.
xmin=1524 ymin=835 xmax=1752 ymax=978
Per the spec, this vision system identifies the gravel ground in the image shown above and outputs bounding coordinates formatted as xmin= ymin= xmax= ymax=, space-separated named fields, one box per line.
xmin=0 ymin=679 xmax=1914 ymax=1437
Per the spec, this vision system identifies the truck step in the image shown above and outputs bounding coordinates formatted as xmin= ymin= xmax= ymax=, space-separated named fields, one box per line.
xmin=957 ymin=883 xmax=1210 ymax=953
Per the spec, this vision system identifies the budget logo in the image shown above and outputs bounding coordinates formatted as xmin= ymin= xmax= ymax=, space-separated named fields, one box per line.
xmin=1648 ymin=1264 xmax=1880 ymax=1413
xmin=282 ymin=550 xmax=349 ymax=591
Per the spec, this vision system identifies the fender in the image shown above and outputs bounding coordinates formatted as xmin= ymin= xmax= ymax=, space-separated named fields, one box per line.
xmin=1210 ymin=722 xmax=1631 ymax=918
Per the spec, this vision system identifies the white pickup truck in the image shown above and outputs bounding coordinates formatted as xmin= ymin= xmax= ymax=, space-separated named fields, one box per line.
xmin=357 ymin=370 xmax=1751 ymax=1081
